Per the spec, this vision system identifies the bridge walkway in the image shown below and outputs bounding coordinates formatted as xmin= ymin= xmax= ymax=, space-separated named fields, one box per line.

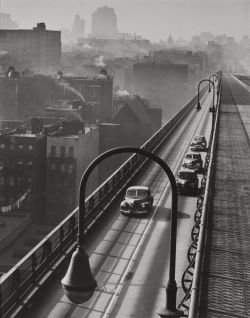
xmin=198 ymin=74 xmax=250 ymax=318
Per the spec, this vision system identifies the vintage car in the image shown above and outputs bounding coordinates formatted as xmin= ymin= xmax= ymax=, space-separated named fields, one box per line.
xmin=190 ymin=135 xmax=207 ymax=152
xmin=120 ymin=186 xmax=153 ymax=216
xmin=182 ymin=152 xmax=203 ymax=173
xmin=176 ymin=168 xmax=199 ymax=195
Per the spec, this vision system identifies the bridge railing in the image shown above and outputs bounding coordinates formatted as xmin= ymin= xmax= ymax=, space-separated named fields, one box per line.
xmin=0 ymin=88 xmax=207 ymax=318
xmin=177 ymin=72 xmax=222 ymax=317
xmin=187 ymin=76 xmax=221 ymax=318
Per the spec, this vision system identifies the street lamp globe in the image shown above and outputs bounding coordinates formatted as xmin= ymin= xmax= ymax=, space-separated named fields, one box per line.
xmin=61 ymin=246 xmax=97 ymax=303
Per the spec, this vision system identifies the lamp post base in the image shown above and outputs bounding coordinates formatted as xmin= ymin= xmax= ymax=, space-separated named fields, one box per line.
xmin=157 ymin=308 xmax=184 ymax=318
xmin=195 ymin=102 xmax=201 ymax=111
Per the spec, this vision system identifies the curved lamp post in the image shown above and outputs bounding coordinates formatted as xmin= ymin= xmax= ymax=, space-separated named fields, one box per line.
xmin=209 ymin=74 xmax=221 ymax=107
xmin=61 ymin=146 xmax=183 ymax=317
xmin=196 ymin=79 xmax=215 ymax=111
xmin=208 ymin=74 xmax=219 ymax=92
xmin=216 ymin=73 xmax=222 ymax=106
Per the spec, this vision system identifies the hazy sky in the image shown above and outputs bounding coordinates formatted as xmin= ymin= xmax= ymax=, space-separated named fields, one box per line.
xmin=3 ymin=0 xmax=250 ymax=41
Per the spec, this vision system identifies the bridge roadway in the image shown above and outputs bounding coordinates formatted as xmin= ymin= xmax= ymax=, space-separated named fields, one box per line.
xmin=20 ymin=90 xmax=214 ymax=316
xmin=196 ymin=74 xmax=250 ymax=318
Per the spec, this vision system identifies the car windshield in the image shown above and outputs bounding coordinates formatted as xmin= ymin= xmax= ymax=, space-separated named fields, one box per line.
xmin=194 ymin=136 xmax=203 ymax=142
xmin=186 ymin=153 xmax=200 ymax=160
xmin=178 ymin=171 xmax=196 ymax=180
xmin=194 ymin=136 xmax=201 ymax=142
xmin=193 ymin=154 xmax=201 ymax=159
xmin=126 ymin=189 xmax=147 ymax=198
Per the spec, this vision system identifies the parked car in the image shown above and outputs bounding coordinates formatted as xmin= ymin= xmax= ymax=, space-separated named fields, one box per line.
xmin=120 ymin=186 xmax=153 ymax=216
xmin=190 ymin=135 xmax=207 ymax=152
xmin=182 ymin=152 xmax=203 ymax=173
xmin=176 ymin=168 xmax=199 ymax=195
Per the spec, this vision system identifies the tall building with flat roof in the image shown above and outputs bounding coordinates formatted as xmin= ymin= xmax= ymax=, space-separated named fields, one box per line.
xmin=91 ymin=6 xmax=118 ymax=38
xmin=0 ymin=12 xmax=18 ymax=29
xmin=0 ymin=23 xmax=61 ymax=73
xmin=71 ymin=14 xmax=85 ymax=43
xmin=133 ymin=61 xmax=188 ymax=120
xmin=0 ymin=124 xmax=47 ymax=223
xmin=46 ymin=125 xmax=99 ymax=224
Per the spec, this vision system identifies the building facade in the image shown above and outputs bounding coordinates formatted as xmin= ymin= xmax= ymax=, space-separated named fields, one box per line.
xmin=98 ymin=95 xmax=162 ymax=183
xmin=59 ymin=74 xmax=113 ymax=122
xmin=0 ymin=124 xmax=46 ymax=223
xmin=46 ymin=125 xmax=99 ymax=224
xmin=0 ymin=74 xmax=59 ymax=120
xmin=133 ymin=61 xmax=188 ymax=120
xmin=0 ymin=23 xmax=61 ymax=73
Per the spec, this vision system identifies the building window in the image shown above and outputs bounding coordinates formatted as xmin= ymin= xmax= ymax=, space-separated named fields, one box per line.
xmin=18 ymin=160 xmax=23 ymax=166
xmin=28 ymin=145 xmax=33 ymax=151
xmin=0 ymin=176 xmax=4 ymax=185
xmin=51 ymin=145 xmax=56 ymax=157
xmin=28 ymin=178 xmax=32 ymax=184
xmin=60 ymin=146 xmax=65 ymax=158
xmin=18 ymin=177 xmax=25 ymax=186
xmin=18 ymin=144 xmax=24 ymax=150
xmin=68 ymin=163 xmax=74 ymax=174
xmin=75 ymin=85 xmax=82 ymax=94
xmin=69 ymin=146 xmax=74 ymax=157
xmin=27 ymin=161 xmax=32 ymax=166
xmin=51 ymin=163 xmax=56 ymax=170
xmin=89 ymin=85 xmax=100 ymax=98
xmin=10 ymin=144 xmax=15 ymax=150
xmin=0 ymin=143 xmax=5 ymax=149
xmin=60 ymin=163 xmax=65 ymax=173
xmin=9 ymin=197 xmax=14 ymax=204
xmin=9 ymin=177 xmax=14 ymax=186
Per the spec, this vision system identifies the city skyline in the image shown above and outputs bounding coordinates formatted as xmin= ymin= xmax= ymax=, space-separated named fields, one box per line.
xmin=2 ymin=0 xmax=250 ymax=41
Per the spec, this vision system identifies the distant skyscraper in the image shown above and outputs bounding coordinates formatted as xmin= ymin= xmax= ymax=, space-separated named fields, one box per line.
xmin=166 ymin=34 xmax=174 ymax=47
xmin=91 ymin=6 xmax=118 ymax=38
xmin=0 ymin=12 xmax=18 ymax=29
xmin=71 ymin=14 xmax=85 ymax=43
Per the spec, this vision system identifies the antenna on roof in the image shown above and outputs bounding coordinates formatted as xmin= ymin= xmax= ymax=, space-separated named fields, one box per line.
xmin=0 ymin=0 xmax=2 ymax=29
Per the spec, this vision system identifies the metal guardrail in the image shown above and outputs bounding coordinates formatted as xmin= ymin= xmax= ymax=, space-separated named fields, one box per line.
xmin=0 ymin=88 xmax=207 ymax=318
xmin=178 ymin=73 xmax=222 ymax=317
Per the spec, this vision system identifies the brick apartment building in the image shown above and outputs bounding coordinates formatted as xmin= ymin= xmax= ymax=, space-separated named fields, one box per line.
xmin=0 ymin=74 xmax=59 ymax=120
xmin=0 ymin=23 xmax=61 ymax=73
xmin=0 ymin=121 xmax=46 ymax=223
xmin=46 ymin=120 xmax=99 ymax=224
xmin=0 ymin=72 xmax=113 ymax=124
xmin=58 ymin=73 xmax=113 ymax=122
